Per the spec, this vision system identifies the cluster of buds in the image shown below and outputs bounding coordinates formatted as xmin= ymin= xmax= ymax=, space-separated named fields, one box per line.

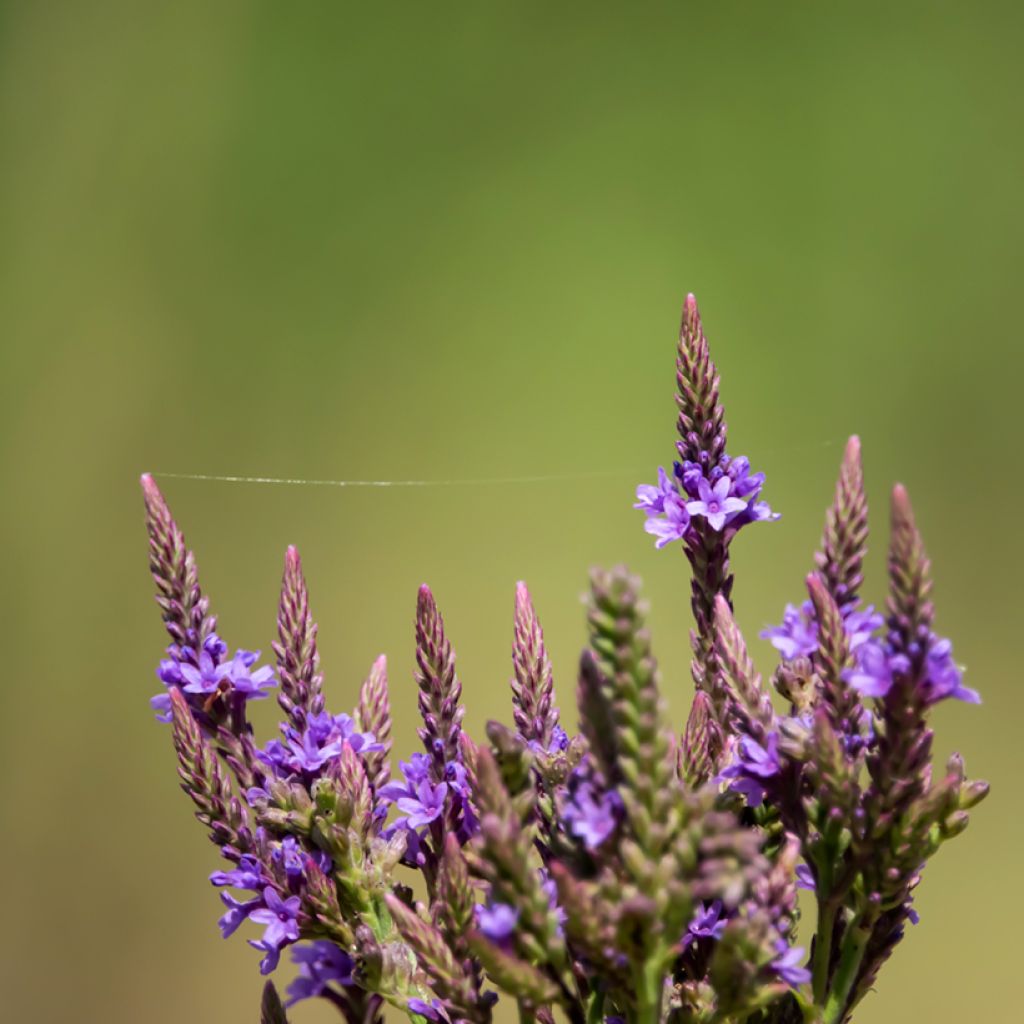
xmin=141 ymin=295 xmax=986 ymax=1024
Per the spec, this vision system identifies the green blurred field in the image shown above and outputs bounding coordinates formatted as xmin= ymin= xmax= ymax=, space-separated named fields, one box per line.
xmin=1 ymin=3 xmax=1021 ymax=1022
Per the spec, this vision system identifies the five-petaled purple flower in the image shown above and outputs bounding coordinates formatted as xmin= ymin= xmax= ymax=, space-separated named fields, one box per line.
xmin=248 ymin=887 xmax=302 ymax=974
xmin=561 ymin=769 xmax=622 ymax=849
xmin=686 ymin=476 xmax=749 ymax=531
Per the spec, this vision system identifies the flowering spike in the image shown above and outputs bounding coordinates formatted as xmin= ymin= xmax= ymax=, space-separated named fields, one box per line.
xmin=273 ymin=546 xmax=324 ymax=730
xmin=805 ymin=573 xmax=857 ymax=730
xmin=169 ymin=688 xmax=250 ymax=853
xmin=680 ymin=691 xmax=723 ymax=785
xmin=511 ymin=582 xmax=559 ymax=750
xmin=436 ymin=834 xmax=476 ymax=950
xmin=676 ymin=293 xmax=727 ymax=465
xmin=712 ymin=595 xmax=774 ymax=739
xmin=384 ymin=895 xmax=480 ymax=1019
xmin=886 ymin=484 xmax=934 ymax=660
xmin=415 ymin=585 xmax=465 ymax=782
xmin=815 ymin=436 xmax=869 ymax=610
xmin=356 ymin=655 xmax=392 ymax=791
xmin=586 ymin=567 xmax=677 ymax=859
xmin=465 ymin=930 xmax=559 ymax=1007
xmin=141 ymin=473 xmax=214 ymax=647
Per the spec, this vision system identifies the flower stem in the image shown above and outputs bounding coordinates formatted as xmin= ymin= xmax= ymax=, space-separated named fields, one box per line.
xmin=822 ymin=916 xmax=872 ymax=1024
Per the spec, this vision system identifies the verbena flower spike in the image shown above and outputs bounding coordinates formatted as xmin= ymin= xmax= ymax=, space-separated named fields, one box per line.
xmin=141 ymin=294 xmax=986 ymax=1024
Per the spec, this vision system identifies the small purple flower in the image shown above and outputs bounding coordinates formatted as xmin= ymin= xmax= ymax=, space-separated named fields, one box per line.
xmin=561 ymin=770 xmax=622 ymax=849
xmin=179 ymin=650 xmax=224 ymax=696
xmin=408 ymin=997 xmax=451 ymax=1023
xmin=286 ymin=941 xmax=354 ymax=1006
xmin=771 ymin=940 xmax=811 ymax=988
xmin=921 ymin=636 xmax=980 ymax=704
xmin=476 ymin=902 xmax=519 ymax=946
xmin=218 ymin=892 xmax=260 ymax=938
xmin=761 ymin=602 xmax=819 ymax=661
xmin=843 ymin=641 xmax=909 ymax=699
xmin=210 ymin=854 xmax=264 ymax=891
xmin=795 ymin=864 xmax=816 ymax=892
xmin=149 ymin=691 xmax=173 ymax=723
xmin=247 ymin=887 xmax=301 ymax=974
xmin=686 ymin=476 xmax=748 ymax=532
xmin=220 ymin=649 xmax=276 ymax=700
xmin=643 ymin=492 xmax=692 ymax=548
xmin=684 ymin=900 xmax=727 ymax=947
xmin=395 ymin=780 xmax=448 ymax=829
xmin=634 ymin=467 xmax=677 ymax=514
xmin=719 ymin=734 xmax=781 ymax=807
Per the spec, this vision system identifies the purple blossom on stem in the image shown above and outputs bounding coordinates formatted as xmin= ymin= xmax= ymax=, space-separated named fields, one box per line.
xmin=634 ymin=466 xmax=678 ymax=514
xmin=210 ymin=854 xmax=264 ymax=891
xmin=684 ymin=900 xmax=727 ymax=947
xmin=218 ymin=892 xmax=261 ymax=938
xmin=718 ymin=734 xmax=781 ymax=807
xmin=686 ymin=476 xmax=748 ymax=532
xmin=476 ymin=902 xmax=519 ymax=946
xmin=762 ymin=600 xmax=883 ymax=661
xmin=285 ymin=941 xmax=354 ymax=1006
xmin=395 ymin=779 xmax=449 ymax=829
xmin=561 ymin=769 xmax=622 ymax=849
xmin=771 ymin=940 xmax=811 ymax=988
xmin=248 ymin=888 xmax=301 ymax=974
xmin=643 ymin=493 xmax=692 ymax=548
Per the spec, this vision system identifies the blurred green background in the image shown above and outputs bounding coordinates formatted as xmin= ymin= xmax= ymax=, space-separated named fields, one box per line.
xmin=1 ymin=2 xmax=1021 ymax=1022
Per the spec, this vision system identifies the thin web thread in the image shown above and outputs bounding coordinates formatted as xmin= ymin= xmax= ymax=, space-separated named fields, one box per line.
xmin=150 ymin=439 xmax=838 ymax=490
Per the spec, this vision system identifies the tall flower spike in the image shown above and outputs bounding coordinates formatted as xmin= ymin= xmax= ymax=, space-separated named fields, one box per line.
xmin=886 ymin=484 xmax=934 ymax=663
xmin=415 ymin=585 xmax=465 ymax=782
xmin=675 ymin=294 xmax=726 ymax=465
xmin=712 ymin=595 xmax=774 ymax=741
xmin=169 ymin=688 xmax=250 ymax=854
xmin=356 ymin=655 xmax=392 ymax=792
xmin=141 ymin=473 xmax=214 ymax=648
xmin=273 ymin=546 xmax=324 ymax=730
xmin=511 ymin=582 xmax=559 ymax=750
xmin=815 ymin=436 xmax=869 ymax=611
xmin=805 ymin=573 xmax=857 ymax=731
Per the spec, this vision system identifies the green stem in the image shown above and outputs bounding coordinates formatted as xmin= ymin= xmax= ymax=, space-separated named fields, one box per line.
xmin=634 ymin=956 xmax=663 ymax=1024
xmin=811 ymin=897 xmax=836 ymax=1002
xmin=586 ymin=991 xmax=606 ymax=1024
xmin=822 ymin=917 xmax=872 ymax=1024
xmin=518 ymin=1002 xmax=537 ymax=1024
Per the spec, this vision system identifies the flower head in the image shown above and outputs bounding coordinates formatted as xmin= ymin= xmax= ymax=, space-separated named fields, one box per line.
xmin=686 ymin=476 xmax=748 ymax=532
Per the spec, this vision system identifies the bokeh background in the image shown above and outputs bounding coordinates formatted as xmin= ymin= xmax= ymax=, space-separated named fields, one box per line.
xmin=1 ymin=2 xmax=1022 ymax=1022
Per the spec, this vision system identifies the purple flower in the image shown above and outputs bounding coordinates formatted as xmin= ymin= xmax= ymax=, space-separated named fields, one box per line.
xmin=684 ymin=900 xmax=727 ymax=947
xmin=180 ymin=650 xmax=224 ymax=696
xmin=643 ymin=492 xmax=692 ymax=548
xmin=634 ymin=467 xmax=677 ymax=514
xmin=686 ymin=476 xmax=748 ymax=531
xmin=476 ymin=902 xmax=519 ymax=946
xmin=285 ymin=941 xmax=354 ymax=1006
xmin=210 ymin=854 xmax=264 ymax=891
xmin=921 ymin=636 xmax=980 ymax=704
xmin=726 ymin=456 xmax=765 ymax=499
xmin=219 ymin=649 xmax=276 ymax=700
xmin=218 ymin=892 xmax=260 ymax=938
xmin=561 ymin=770 xmax=622 ymax=849
xmin=761 ymin=602 xmax=819 ymax=661
xmin=719 ymin=734 xmax=781 ymax=807
xmin=762 ymin=601 xmax=883 ymax=662
xmin=843 ymin=641 xmax=910 ymax=699
xmin=149 ymin=691 xmax=173 ymax=723
xmin=408 ymin=998 xmax=451 ymax=1023
xmin=248 ymin=887 xmax=301 ymax=974
xmin=771 ymin=940 xmax=811 ymax=988
xmin=795 ymin=864 xmax=816 ymax=892
xmin=395 ymin=780 xmax=448 ymax=829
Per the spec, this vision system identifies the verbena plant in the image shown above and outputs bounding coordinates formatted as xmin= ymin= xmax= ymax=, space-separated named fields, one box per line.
xmin=141 ymin=295 xmax=986 ymax=1024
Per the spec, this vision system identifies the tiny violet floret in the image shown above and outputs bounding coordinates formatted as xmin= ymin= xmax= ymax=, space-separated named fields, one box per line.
xmin=286 ymin=942 xmax=354 ymax=1006
xmin=685 ymin=475 xmax=748 ymax=532
xmin=476 ymin=902 xmax=519 ymax=946
xmin=247 ymin=888 xmax=301 ymax=974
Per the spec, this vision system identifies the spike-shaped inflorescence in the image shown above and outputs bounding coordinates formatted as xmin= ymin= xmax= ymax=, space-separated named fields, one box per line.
xmin=274 ymin=546 xmax=325 ymax=731
xmin=142 ymin=293 xmax=986 ymax=1024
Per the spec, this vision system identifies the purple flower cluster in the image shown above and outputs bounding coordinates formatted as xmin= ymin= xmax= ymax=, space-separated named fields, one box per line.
xmin=761 ymin=600 xmax=883 ymax=661
xmin=142 ymin=296 xmax=988 ymax=1024
xmin=151 ymin=634 xmax=276 ymax=722
xmin=844 ymin=633 xmax=979 ymax=704
xmin=635 ymin=455 xmax=776 ymax=549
